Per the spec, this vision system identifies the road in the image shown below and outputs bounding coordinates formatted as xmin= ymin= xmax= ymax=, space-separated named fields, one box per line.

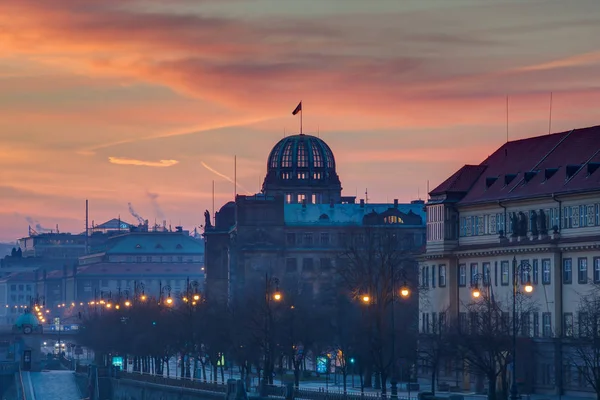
xmin=30 ymin=370 xmax=81 ymax=400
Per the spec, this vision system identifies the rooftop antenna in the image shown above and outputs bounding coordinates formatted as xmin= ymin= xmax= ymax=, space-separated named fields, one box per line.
xmin=212 ymin=180 xmax=215 ymax=225
xmin=427 ymin=180 xmax=430 ymax=200
xmin=85 ymin=199 xmax=89 ymax=254
xmin=234 ymin=155 xmax=237 ymax=200
xmin=365 ymin=188 xmax=369 ymax=204
xmin=284 ymin=127 xmax=286 ymax=138
xmin=506 ymin=95 xmax=509 ymax=143
xmin=317 ymin=125 xmax=320 ymax=138
xmin=548 ymin=92 xmax=553 ymax=135
xmin=418 ymin=187 xmax=420 ymax=200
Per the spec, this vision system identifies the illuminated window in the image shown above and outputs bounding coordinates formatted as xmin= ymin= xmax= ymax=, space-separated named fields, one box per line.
xmin=298 ymin=194 xmax=306 ymax=203
xmin=311 ymin=141 xmax=323 ymax=167
xmin=325 ymin=146 xmax=334 ymax=168
xmin=286 ymin=193 xmax=293 ymax=203
xmin=297 ymin=142 xmax=308 ymax=167
xmin=281 ymin=142 xmax=293 ymax=167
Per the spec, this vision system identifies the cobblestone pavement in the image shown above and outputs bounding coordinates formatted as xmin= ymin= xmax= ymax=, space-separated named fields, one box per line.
xmin=30 ymin=370 xmax=81 ymax=400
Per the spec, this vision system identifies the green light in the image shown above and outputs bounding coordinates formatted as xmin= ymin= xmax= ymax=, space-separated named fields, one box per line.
xmin=350 ymin=358 xmax=355 ymax=364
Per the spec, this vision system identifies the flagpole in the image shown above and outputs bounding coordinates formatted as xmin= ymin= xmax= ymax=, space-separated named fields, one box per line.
xmin=300 ymin=102 xmax=303 ymax=135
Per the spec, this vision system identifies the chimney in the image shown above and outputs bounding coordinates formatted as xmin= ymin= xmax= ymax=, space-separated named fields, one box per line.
xmin=175 ymin=226 xmax=183 ymax=233
xmin=393 ymin=199 xmax=398 ymax=208
xmin=360 ymin=199 xmax=365 ymax=208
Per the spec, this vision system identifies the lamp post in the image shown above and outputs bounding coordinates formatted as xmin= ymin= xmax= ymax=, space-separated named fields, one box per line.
xmin=134 ymin=281 xmax=146 ymax=303
xmin=159 ymin=282 xmax=173 ymax=306
xmin=390 ymin=272 xmax=411 ymax=400
xmin=510 ymin=257 xmax=532 ymax=400
xmin=262 ymin=273 xmax=282 ymax=392
xmin=471 ymin=259 xmax=532 ymax=400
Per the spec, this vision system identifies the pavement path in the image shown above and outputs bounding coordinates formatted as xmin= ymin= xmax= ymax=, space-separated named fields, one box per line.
xmin=29 ymin=370 xmax=81 ymax=400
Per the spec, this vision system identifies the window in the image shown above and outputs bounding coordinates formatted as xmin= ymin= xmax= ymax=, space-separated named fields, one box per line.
xmin=303 ymin=233 xmax=313 ymax=246
xmin=422 ymin=313 xmax=430 ymax=333
xmin=542 ymin=259 xmax=551 ymax=284
xmin=532 ymin=259 xmax=539 ymax=284
xmin=439 ymin=265 xmax=446 ymax=287
xmin=281 ymin=142 xmax=293 ymax=167
xmin=594 ymin=257 xmax=600 ymax=283
xmin=439 ymin=312 xmax=446 ymax=332
xmin=286 ymin=258 xmax=297 ymax=273
xmin=458 ymin=264 xmax=466 ymax=287
xmin=459 ymin=312 xmax=467 ymax=333
xmin=320 ymin=258 xmax=332 ymax=271
xmin=136 ymin=256 xmax=142 ymax=263
xmin=542 ymin=312 xmax=552 ymax=337
xmin=533 ymin=312 xmax=539 ymax=337
xmin=501 ymin=261 xmax=509 ymax=285
xmin=483 ymin=262 xmax=491 ymax=286
xmin=286 ymin=193 xmax=293 ymax=203
xmin=563 ymin=258 xmax=572 ymax=284
xmin=521 ymin=312 xmax=530 ymax=337
xmin=422 ymin=266 xmax=430 ymax=288
xmin=320 ymin=233 xmax=330 ymax=246
xmin=286 ymin=233 xmax=296 ymax=246
xmin=578 ymin=258 xmax=588 ymax=284
xmin=298 ymin=193 xmax=307 ymax=203
xmin=432 ymin=267 xmax=436 ymax=288
xmin=146 ymin=256 xmax=152 ymax=262
xmin=432 ymin=312 xmax=437 ymax=333
xmin=311 ymin=141 xmax=323 ymax=167
xmin=579 ymin=312 xmax=589 ymax=337
xmin=297 ymin=142 xmax=307 ymax=167
xmin=520 ymin=260 xmax=531 ymax=284
xmin=25 ymin=284 xmax=31 ymax=291
xmin=564 ymin=313 xmax=574 ymax=337
xmin=470 ymin=263 xmax=479 ymax=286
xmin=302 ymin=258 xmax=314 ymax=272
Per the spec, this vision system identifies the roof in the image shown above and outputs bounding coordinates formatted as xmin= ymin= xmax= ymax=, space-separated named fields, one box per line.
xmin=0 ymin=271 xmax=35 ymax=283
xmin=430 ymin=165 xmax=487 ymax=196
xmin=95 ymin=232 xmax=204 ymax=255
xmin=76 ymin=262 xmax=204 ymax=277
xmin=94 ymin=218 xmax=134 ymax=230
xmin=14 ymin=313 xmax=39 ymax=327
xmin=284 ymin=203 xmax=426 ymax=226
xmin=432 ymin=125 xmax=600 ymax=206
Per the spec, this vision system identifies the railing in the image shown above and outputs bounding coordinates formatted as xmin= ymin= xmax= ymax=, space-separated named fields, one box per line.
xmin=16 ymin=364 xmax=26 ymax=400
xmin=120 ymin=370 xmax=228 ymax=392
xmin=262 ymin=383 xmax=416 ymax=400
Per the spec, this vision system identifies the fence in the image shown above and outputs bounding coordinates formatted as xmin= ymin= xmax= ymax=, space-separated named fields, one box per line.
xmin=120 ymin=370 xmax=228 ymax=392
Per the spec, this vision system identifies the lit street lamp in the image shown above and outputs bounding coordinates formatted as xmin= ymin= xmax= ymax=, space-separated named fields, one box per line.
xmin=261 ymin=273 xmax=282 ymax=393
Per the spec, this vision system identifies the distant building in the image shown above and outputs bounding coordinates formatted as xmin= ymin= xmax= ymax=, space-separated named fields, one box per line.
xmin=420 ymin=125 xmax=600 ymax=396
xmin=18 ymin=232 xmax=87 ymax=259
xmin=204 ymin=133 xmax=426 ymax=305
xmin=73 ymin=229 xmax=205 ymax=304
xmin=0 ymin=272 xmax=35 ymax=324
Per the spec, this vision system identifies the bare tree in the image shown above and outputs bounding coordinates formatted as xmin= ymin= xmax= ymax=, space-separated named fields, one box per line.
xmin=337 ymin=226 xmax=419 ymax=396
xmin=568 ymin=286 xmax=600 ymax=399
xmin=448 ymin=289 xmax=537 ymax=400
xmin=418 ymin=306 xmax=453 ymax=395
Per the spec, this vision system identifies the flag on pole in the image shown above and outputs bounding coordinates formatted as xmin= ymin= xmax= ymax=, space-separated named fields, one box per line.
xmin=292 ymin=101 xmax=302 ymax=115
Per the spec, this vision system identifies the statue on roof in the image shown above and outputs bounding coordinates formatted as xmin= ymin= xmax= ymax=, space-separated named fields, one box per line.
xmin=530 ymin=210 xmax=538 ymax=236
xmin=510 ymin=212 xmax=519 ymax=237
xmin=204 ymin=210 xmax=212 ymax=229
xmin=518 ymin=211 xmax=528 ymax=237
xmin=538 ymin=209 xmax=548 ymax=235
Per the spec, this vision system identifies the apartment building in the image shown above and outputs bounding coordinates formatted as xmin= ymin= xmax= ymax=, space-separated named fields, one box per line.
xmin=420 ymin=125 xmax=600 ymax=396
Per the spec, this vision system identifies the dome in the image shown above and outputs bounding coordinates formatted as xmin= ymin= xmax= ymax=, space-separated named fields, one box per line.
xmin=262 ymin=134 xmax=342 ymax=203
xmin=14 ymin=312 xmax=39 ymax=327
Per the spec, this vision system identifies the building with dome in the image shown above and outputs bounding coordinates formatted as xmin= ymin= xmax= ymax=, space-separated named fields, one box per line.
xmin=263 ymin=134 xmax=343 ymax=204
xmin=204 ymin=133 xmax=426 ymax=305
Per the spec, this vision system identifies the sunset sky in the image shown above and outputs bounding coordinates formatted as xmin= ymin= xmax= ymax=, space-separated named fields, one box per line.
xmin=1 ymin=0 xmax=600 ymax=242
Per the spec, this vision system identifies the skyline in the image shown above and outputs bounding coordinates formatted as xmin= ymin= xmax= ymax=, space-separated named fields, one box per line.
xmin=1 ymin=0 xmax=600 ymax=241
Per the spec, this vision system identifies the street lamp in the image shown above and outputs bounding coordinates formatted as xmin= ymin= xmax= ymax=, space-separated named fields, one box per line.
xmin=361 ymin=295 xmax=370 ymax=304
xmin=390 ymin=273 xmax=411 ymax=400
xmin=262 ymin=273 xmax=282 ymax=392
xmin=159 ymin=282 xmax=173 ymax=306
xmin=510 ymin=257 xmax=532 ymax=400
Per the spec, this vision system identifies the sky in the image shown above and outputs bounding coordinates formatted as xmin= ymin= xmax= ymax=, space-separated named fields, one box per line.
xmin=1 ymin=0 xmax=600 ymax=242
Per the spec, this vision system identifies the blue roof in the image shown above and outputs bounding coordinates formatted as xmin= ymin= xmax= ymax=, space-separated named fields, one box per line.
xmin=14 ymin=313 xmax=39 ymax=327
xmin=95 ymin=232 xmax=204 ymax=255
xmin=284 ymin=203 xmax=426 ymax=226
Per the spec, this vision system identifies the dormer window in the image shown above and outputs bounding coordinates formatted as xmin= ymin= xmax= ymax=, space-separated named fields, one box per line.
xmin=155 ymin=244 xmax=163 ymax=249
xmin=176 ymin=244 xmax=183 ymax=249
xmin=135 ymin=244 xmax=142 ymax=249
xmin=319 ymin=214 xmax=330 ymax=221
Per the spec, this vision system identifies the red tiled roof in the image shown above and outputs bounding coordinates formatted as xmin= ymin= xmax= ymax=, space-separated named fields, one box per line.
xmin=430 ymin=165 xmax=487 ymax=196
xmin=457 ymin=125 xmax=600 ymax=205
xmin=76 ymin=262 xmax=203 ymax=277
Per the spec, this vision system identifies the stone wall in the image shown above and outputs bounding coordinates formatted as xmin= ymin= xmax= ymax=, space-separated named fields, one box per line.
xmin=111 ymin=378 xmax=230 ymax=400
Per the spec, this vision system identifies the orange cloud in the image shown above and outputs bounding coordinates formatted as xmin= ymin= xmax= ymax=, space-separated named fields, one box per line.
xmin=108 ymin=157 xmax=179 ymax=167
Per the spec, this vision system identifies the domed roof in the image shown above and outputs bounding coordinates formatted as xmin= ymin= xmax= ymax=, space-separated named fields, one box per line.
xmin=263 ymin=134 xmax=340 ymax=190
xmin=268 ymin=134 xmax=336 ymax=172
xmin=14 ymin=312 xmax=39 ymax=327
